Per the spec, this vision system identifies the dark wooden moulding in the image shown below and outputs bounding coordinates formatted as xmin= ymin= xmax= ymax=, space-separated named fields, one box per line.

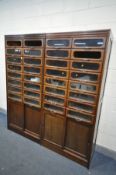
xmin=5 ymin=30 xmax=112 ymax=168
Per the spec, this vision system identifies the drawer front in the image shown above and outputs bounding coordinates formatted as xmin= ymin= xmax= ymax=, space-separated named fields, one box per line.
xmin=8 ymin=92 xmax=22 ymax=102
xmin=24 ymin=82 xmax=41 ymax=92
xmin=44 ymin=102 xmax=65 ymax=115
xmin=24 ymin=74 xmax=41 ymax=83
xmin=7 ymin=72 xmax=22 ymax=80
xmin=24 ymin=90 xmax=41 ymax=100
xmin=69 ymin=81 xmax=99 ymax=94
xmin=24 ymin=97 xmax=41 ymax=108
xmin=44 ymin=94 xmax=65 ymax=107
xmin=71 ymin=49 xmax=104 ymax=61
xmin=8 ymin=78 xmax=22 ymax=87
xmin=45 ymin=68 xmax=68 ymax=79
xmin=70 ymin=71 xmax=100 ymax=83
xmin=44 ymin=77 xmax=67 ymax=89
xmin=44 ymin=86 xmax=66 ymax=97
xmin=8 ymin=86 xmax=22 ymax=94
xmin=6 ymin=48 xmax=22 ymax=56
xmin=45 ymin=59 xmax=69 ymax=69
xmin=46 ymin=38 xmax=71 ymax=48
xmin=6 ymin=56 xmax=22 ymax=64
xmin=23 ymin=48 xmax=43 ymax=57
xmin=24 ymin=57 xmax=42 ymax=67
xmin=72 ymin=38 xmax=106 ymax=48
xmin=6 ymin=40 xmax=22 ymax=47
xmin=70 ymin=60 xmax=102 ymax=72
xmin=45 ymin=49 xmax=70 ymax=59
xmin=24 ymin=66 xmax=41 ymax=75
xmin=7 ymin=64 xmax=22 ymax=73
xmin=23 ymin=39 xmax=43 ymax=47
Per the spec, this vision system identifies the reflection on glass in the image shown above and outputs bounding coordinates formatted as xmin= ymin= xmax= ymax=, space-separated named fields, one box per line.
xmin=8 ymin=79 xmax=21 ymax=86
xmin=72 ymin=62 xmax=99 ymax=71
xmin=24 ymin=58 xmax=41 ymax=66
xmin=47 ymin=50 xmax=68 ymax=58
xmin=44 ymin=103 xmax=64 ymax=114
xmin=8 ymin=93 xmax=22 ymax=101
xmin=70 ymin=82 xmax=96 ymax=92
xmin=44 ymin=95 xmax=64 ymax=105
xmin=7 ymin=49 xmax=21 ymax=55
xmin=45 ymin=87 xmax=65 ymax=96
xmin=73 ymin=51 xmax=101 ymax=59
xmin=8 ymin=65 xmax=21 ymax=71
xmin=47 ymin=39 xmax=70 ymax=47
xmin=68 ymin=101 xmax=94 ymax=113
xmin=67 ymin=110 xmax=92 ymax=122
xmin=24 ymin=67 xmax=40 ymax=74
xmin=8 ymin=72 xmax=21 ymax=79
xmin=24 ymin=91 xmax=40 ymax=98
xmin=74 ymin=39 xmax=104 ymax=47
xmin=24 ymin=75 xmax=40 ymax=83
xmin=24 ymin=98 xmax=40 ymax=106
xmin=46 ymin=69 xmax=67 ymax=77
xmin=7 ymin=57 xmax=21 ymax=63
xmin=24 ymin=49 xmax=41 ymax=56
xmin=7 ymin=41 xmax=21 ymax=46
xmin=25 ymin=40 xmax=42 ymax=47
xmin=24 ymin=83 xmax=40 ymax=90
xmin=45 ymin=78 xmax=66 ymax=87
xmin=71 ymin=72 xmax=98 ymax=82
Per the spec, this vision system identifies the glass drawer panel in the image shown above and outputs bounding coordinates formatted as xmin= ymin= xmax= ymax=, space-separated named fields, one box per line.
xmin=8 ymin=79 xmax=21 ymax=86
xmin=24 ymin=90 xmax=40 ymax=98
xmin=46 ymin=49 xmax=69 ymax=58
xmin=24 ymin=40 xmax=42 ymax=47
xmin=24 ymin=58 xmax=41 ymax=66
xmin=24 ymin=98 xmax=40 ymax=107
xmin=46 ymin=59 xmax=68 ymax=68
xmin=44 ymin=95 xmax=64 ymax=106
xmin=6 ymin=48 xmax=21 ymax=55
xmin=24 ymin=67 xmax=41 ymax=74
xmin=72 ymin=61 xmax=100 ymax=71
xmin=8 ymin=93 xmax=22 ymax=101
xmin=8 ymin=86 xmax=22 ymax=93
xmin=24 ymin=75 xmax=40 ymax=83
xmin=24 ymin=83 xmax=40 ymax=91
xmin=70 ymin=72 xmax=98 ymax=82
xmin=46 ymin=69 xmax=67 ymax=78
xmin=68 ymin=101 xmax=94 ymax=113
xmin=7 ymin=72 xmax=21 ymax=79
xmin=73 ymin=38 xmax=105 ymax=47
xmin=7 ymin=65 xmax=21 ymax=72
xmin=45 ymin=86 xmax=65 ymax=96
xmin=24 ymin=49 xmax=42 ymax=56
xmin=70 ymin=81 xmax=97 ymax=93
xmin=7 ymin=40 xmax=21 ymax=47
xmin=45 ymin=77 xmax=67 ymax=88
xmin=67 ymin=109 xmax=93 ymax=123
xmin=44 ymin=103 xmax=64 ymax=114
xmin=47 ymin=39 xmax=70 ymax=47
xmin=72 ymin=50 xmax=102 ymax=59
xmin=69 ymin=91 xmax=96 ymax=103
xmin=7 ymin=57 xmax=22 ymax=64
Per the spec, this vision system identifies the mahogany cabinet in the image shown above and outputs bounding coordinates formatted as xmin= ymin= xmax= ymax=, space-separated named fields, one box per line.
xmin=5 ymin=30 xmax=112 ymax=168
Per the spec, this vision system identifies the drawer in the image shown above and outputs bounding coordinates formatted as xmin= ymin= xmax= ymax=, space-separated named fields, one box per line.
xmin=45 ymin=59 xmax=69 ymax=69
xmin=45 ymin=68 xmax=68 ymax=79
xmin=66 ymin=108 xmax=94 ymax=124
xmin=69 ymin=80 xmax=99 ymax=94
xmin=44 ymin=94 xmax=65 ymax=107
xmin=8 ymin=92 xmax=22 ymax=102
xmin=24 ymin=97 xmax=41 ymax=108
xmin=24 ymin=90 xmax=41 ymax=100
xmin=71 ymin=49 xmax=104 ymax=61
xmin=24 ymin=82 xmax=41 ymax=92
xmin=46 ymin=38 xmax=71 ymax=48
xmin=44 ymin=77 xmax=67 ymax=89
xmin=6 ymin=40 xmax=22 ymax=47
xmin=23 ymin=48 xmax=43 ymax=57
xmin=24 ymin=57 xmax=42 ymax=67
xmin=6 ymin=56 xmax=22 ymax=64
xmin=45 ymin=49 xmax=70 ymax=59
xmin=68 ymin=90 xmax=97 ymax=104
xmin=72 ymin=37 xmax=106 ymax=48
xmin=44 ymin=86 xmax=66 ymax=97
xmin=24 ymin=74 xmax=41 ymax=83
xmin=8 ymin=78 xmax=22 ymax=87
xmin=23 ymin=39 xmax=43 ymax=47
xmin=8 ymin=86 xmax=22 ymax=94
xmin=7 ymin=72 xmax=22 ymax=80
xmin=67 ymin=100 xmax=96 ymax=115
xmin=44 ymin=102 xmax=65 ymax=115
xmin=70 ymin=60 xmax=102 ymax=72
xmin=6 ymin=48 xmax=22 ymax=56
xmin=70 ymin=70 xmax=101 ymax=83
xmin=24 ymin=66 xmax=41 ymax=75
xmin=7 ymin=64 xmax=22 ymax=73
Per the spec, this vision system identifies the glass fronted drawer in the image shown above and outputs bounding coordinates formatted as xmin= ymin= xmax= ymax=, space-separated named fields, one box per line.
xmin=71 ymin=49 xmax=104 ymax=61
xmin=46 ymin=38 xmax=71 ymax=48
xmin=71 ymin=60 xmax=102 ymax=72
xmin=72 ymin=38 xmax=105 ymax=48
xmin=24 ymin=90 xmax=41 ymax=99
xmin=67 ymin=100 xmax=96 ymax=114
xmin=44 ymin=102 xmax=65 ymax=115
xmin=7 ymin=64 xmax=22 ymax=72
xmin=45 ymin=59 xmax=69 ymax=69
xmin=6 ymin=48 xmax=21 ymax=55
xmin=8 ymin=86 xmax=22 ymax=94
xmin=8 ymin=92 xmax=22 ymax=102
xmin=23 ymin=48 xmax=43 ymax=57
xmin=68 ymin=91 xmax=97 ymax=104
xmin=24 ymin=74 xmax=41 ymax=83
xmin=7 ymin=72 xmax=22 ymax=80
xmin=24 ymin=97 xmax=41 ymax=108
xmin=6 ymin=40 xmax=22 ymax=47
xmin=8 ymin=78 xmax=22 ymax=87
xmin=24 ymin=83 xmax=41 ymax=91
xmin=44 ymin=94 xmax=65 ymax=106
xmin=24 ymin=39 xmax=43 ymax=47
xmin=44 ymin=77 xmax=67 ymax=88
xmin=24 ymin=57 xmax=42 ymax=66
xmin=44 ymin=86 xmax=66 ymax=97
xmin=69 ymin=81 xmax=99 ymax=94
xmin=46 ymin=49 xmax=70 ymax=59
xmin=24 ymin=66 xmax=41 ymax=75
xmin=45 ymin=68 xmax=68 ymax=78
xmin=70 ymin=71 xmax=100 ymax=83
xmin=7 ymin=56 xmax=22 ymax=64
xmin=66 ymin=109 xmax=94 ymax=123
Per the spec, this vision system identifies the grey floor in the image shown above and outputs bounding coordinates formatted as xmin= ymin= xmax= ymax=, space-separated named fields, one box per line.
xmin=0 ymin=112 xmax=116 ymax=175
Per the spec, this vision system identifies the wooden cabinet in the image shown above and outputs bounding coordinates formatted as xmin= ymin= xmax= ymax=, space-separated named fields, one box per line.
xmin=6 ymin=30 xmax=112 ymax=168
